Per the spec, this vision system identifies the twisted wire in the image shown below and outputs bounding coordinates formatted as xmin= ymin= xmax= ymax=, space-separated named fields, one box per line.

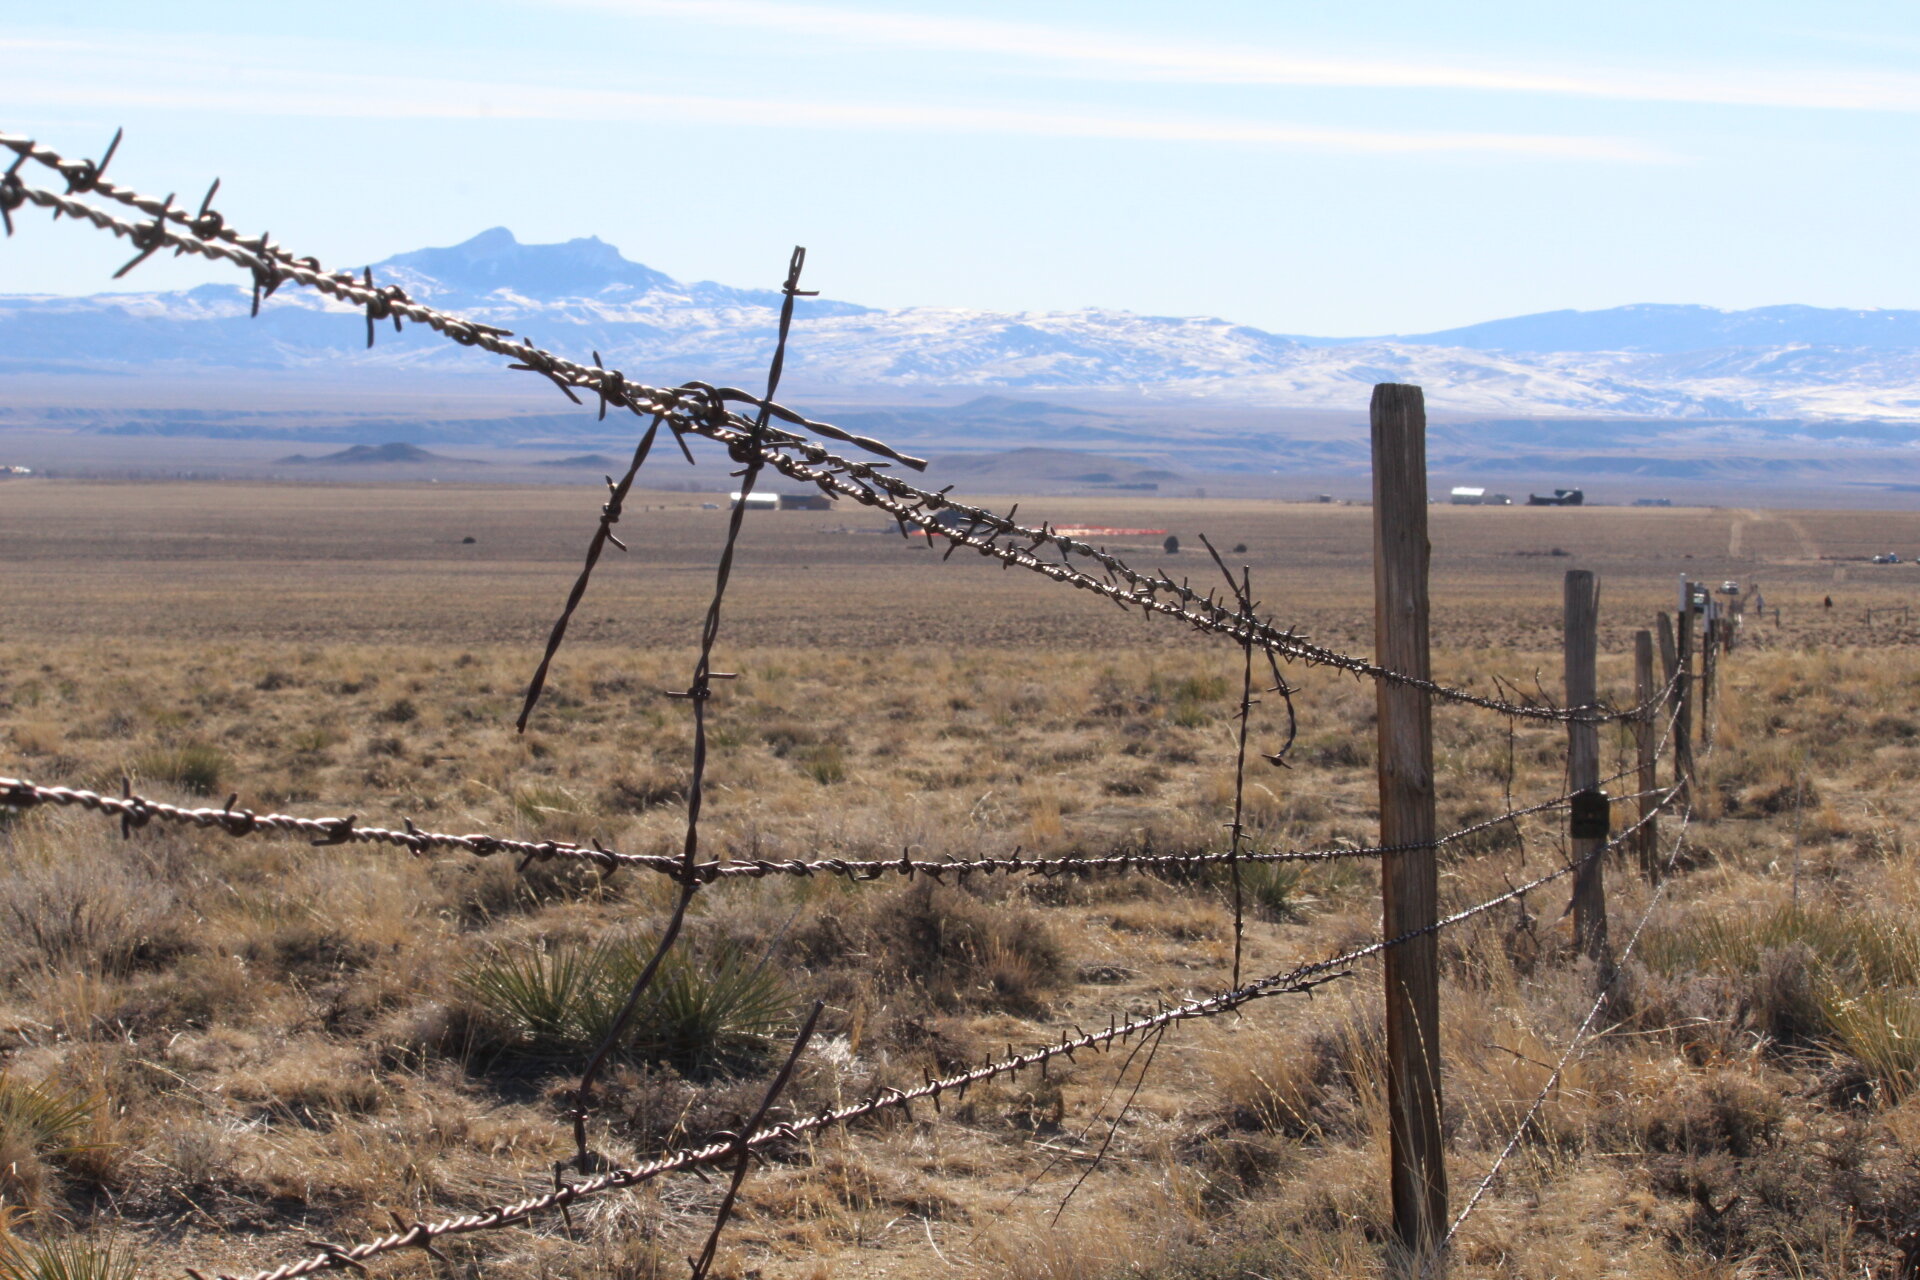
xmin=0 ymin=773 xmax=1657 ymax=884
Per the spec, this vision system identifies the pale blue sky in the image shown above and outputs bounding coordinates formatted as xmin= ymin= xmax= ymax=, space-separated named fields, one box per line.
xmin=3 ymin=0 xmax=1917 ymax=333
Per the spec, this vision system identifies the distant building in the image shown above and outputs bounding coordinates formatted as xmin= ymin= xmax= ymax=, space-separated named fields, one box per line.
xmin=724 ymin=491 xmax=832 ymax=511
xmin=1632 ymin=497 xmax=1673 ymax=508
xmin=1449 ymin=486 xmax=1485 ymax=505
xmin=0 ymin=465 xmax=32 ymax=477
xmin=1527 ymin=488 xmax=1585 ymax=507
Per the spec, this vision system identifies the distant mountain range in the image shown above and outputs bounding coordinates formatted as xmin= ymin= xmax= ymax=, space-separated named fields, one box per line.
xmin=4 ymin=228 xmax=1920 ymax=426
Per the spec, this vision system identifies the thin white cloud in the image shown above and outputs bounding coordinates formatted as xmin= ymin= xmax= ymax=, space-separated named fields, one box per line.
xmin=563 ymin=0 xmax=1920 ymax=113
xmin=3 ymin=49 xmax=1664 ymax=161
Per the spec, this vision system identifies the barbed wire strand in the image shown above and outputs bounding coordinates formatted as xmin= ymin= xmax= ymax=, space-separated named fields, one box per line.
xmin=1 ymin=134 xmax=1667 ymax=725
xmin=0 ymin=771 xmax=1662 ymax=887
xmin=1201 ymin=536 xmax=1262 ymax=987
xmin=515 ymin=413 xmax=664 ymax=732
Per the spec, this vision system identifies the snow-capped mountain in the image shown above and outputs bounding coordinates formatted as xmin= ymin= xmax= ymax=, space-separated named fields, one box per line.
xmin=6 ymin=227 xmax=1920 ymax=423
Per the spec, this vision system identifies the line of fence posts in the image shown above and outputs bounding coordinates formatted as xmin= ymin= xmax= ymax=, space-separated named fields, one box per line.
xmin=1365 ymin=386 xmax=1724 ymax=1275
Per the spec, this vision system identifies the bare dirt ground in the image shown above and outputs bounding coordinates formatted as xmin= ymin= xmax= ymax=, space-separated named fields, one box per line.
xmin=5 ymin=480 xmax=1920 ymax=1279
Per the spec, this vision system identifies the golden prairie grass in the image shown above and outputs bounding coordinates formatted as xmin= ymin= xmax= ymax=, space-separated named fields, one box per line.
xmin=4 ymin=484 xmax=1920 ymax=1277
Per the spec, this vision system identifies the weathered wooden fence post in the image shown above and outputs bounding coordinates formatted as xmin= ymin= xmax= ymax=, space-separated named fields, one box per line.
xmin=1674 ymin=587 xmax=1696 ymax=808
xmin=1370 ymin=383 xmax=1447 ymax=1275
xmin=1564 ymin=570 xmax=1608 ymax=964
xmin=1634 ymin=628 xmax=1660 ymax=879
xmin=1700 ymin=607 xmax=1718 ymax=752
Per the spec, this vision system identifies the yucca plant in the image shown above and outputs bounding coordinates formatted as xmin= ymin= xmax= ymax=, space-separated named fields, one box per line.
xmin=1237 ymin=861 xmax=1306 ymax=923
xmin=1819 ymin=985 xmax=1920 ymax=1102
xmin=0 ymin=1075 xmax=96 ymax=1163
xmin=458 ymin=942 xmax=611 ymax=1057
xmin=0 ymin=1234 xmax=137 ymax=1280
xmin=458 ymin=935 xmax=792 ymax=1077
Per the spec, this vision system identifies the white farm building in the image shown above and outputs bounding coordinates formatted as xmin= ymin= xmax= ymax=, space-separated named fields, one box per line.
xmin=1449 ymin=487 xmax=1512 ymax=506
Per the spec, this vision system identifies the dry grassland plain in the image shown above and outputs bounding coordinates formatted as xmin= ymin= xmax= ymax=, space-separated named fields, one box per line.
xmin=6 ymin=479 xmax=1920 ymax=1279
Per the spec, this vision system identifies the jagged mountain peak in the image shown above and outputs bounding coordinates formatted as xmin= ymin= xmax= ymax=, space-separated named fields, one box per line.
xmin=374 ymin=227 xmax=679 ymax=301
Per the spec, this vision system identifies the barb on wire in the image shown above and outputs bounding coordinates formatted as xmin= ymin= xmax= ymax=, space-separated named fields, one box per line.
xmin=2 ymin=127 xmax=1680 ymax=724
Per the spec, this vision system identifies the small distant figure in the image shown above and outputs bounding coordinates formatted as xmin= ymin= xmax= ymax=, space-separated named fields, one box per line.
xmin=1163 ymin=535 xmax=1180 ymax=555
xmin=1824 ymin=595 xmax=1834 ymax=610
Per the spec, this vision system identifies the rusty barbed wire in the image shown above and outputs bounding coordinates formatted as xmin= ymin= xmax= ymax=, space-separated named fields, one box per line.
xmin=2 ymin=130 xmax=1663 ymax=725
xmin=0 ymin=771 xmax=1658 ymax=885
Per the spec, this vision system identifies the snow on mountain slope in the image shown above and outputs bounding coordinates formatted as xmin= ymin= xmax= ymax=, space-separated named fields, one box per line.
xmin=5 ymin=228 xmax=1920 ymax=422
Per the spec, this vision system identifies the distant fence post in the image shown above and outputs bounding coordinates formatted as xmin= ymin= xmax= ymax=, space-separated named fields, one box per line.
xmin=1700 ymin=608 xmax=1718 ymax=752
xmin=1634 ymin=628 xmax=1659 ymax=880
xmin=1564 ymin=570 xmax=1608 ymax=965
xmin=1370 ymin=383 xmax=1447 ymax=1276
xmin=1674 ymin=588 xmax=1696 ymax=809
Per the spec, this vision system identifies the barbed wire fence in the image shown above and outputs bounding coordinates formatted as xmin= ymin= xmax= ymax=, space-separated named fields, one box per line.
xmin=0 ymin=127 xmax=1735 ymax=1280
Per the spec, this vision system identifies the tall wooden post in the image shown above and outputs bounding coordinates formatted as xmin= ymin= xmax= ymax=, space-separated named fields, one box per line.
xmin=1675 ymin=589 xmax=1696 ymax=808
xmin=1634 ymin=629 xmax=1660 ymax=879
xmin=1370 ymin=383 xmax=1447 ymax=1274
xmin=1564 ymin=570 xmax=1607 ymax=964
